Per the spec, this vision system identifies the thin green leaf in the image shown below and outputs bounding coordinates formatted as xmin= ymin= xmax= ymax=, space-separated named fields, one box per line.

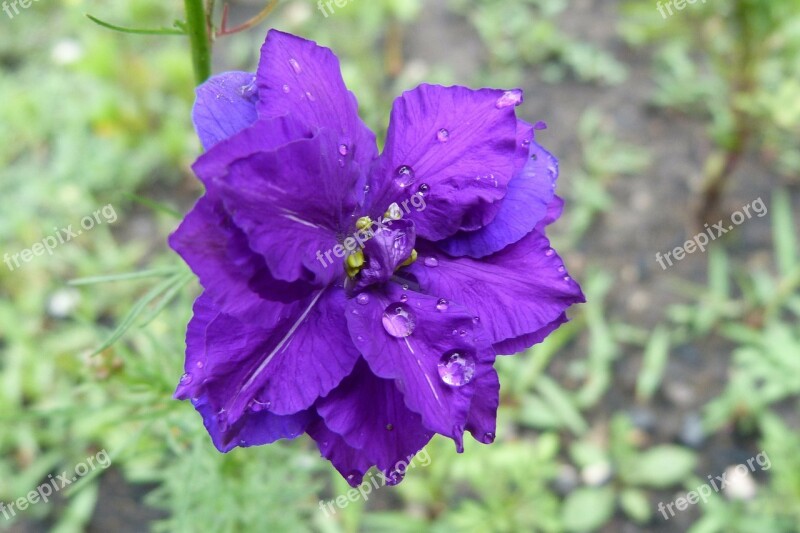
xmin=636 ymin=326 xmax=671 ymax=402
xmin=86 ymin=14 xmax=186 ymax=35
xmin=68 ymin=267 xmax=182 ymax=286
xmin=123 ymin=192 xmax=183 ymax=219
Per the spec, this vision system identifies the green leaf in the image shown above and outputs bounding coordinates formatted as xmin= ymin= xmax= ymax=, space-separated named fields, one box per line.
xmin=636 ymin=326 xmax=671 ymax=402
xmin=562 ymin=486 xmax=616 ymax=532
xmin=627 ymin=446 xmax=697 ymax=488
xmin=86 ymin=14 xmax=186 ymax=35
xmin=620 ymin=488 xmax=651 ymax=524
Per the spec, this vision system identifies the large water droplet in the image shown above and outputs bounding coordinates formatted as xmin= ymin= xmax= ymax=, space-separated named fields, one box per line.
xmin=424 ymin=257 xmax=439 ymax=268
xmin=382 ymin=303 xmax=416 ymax=337
xmin=288 ymin=58 xmax=302 ymax=74
xmin=356 ymin=293 xmax=370 ymax=305
xmin=436 ymin=298 xmax=448 ymax=311
xmin=438 ymin=350 xmax=476 ymax=387
xmin=495 ymin=89 xmax=523 ymax=109
xmin=437 ymin=128 xmax=450 ymax=142
xmin=394 ymin=165 xmax=415 ymax=188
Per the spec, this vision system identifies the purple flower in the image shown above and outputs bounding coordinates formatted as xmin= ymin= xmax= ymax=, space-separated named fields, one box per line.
xmin=170 ymin=30 xmax=584 ymax=486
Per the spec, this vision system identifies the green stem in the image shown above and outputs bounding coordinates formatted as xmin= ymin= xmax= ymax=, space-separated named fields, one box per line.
xmin=184 ymin=0 xmax=212 ymax=85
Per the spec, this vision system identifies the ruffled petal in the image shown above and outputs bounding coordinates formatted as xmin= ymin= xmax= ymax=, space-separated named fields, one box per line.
xmin=176 ymin=286 xmax=360 ymax=447
xmin=408 ymin=231 xmax=584 ymax=350
xmin=193 ymin=71 xmax=259 ymax=150
xmin=256 ymin=30 xmax=378 ymax=169
xmin=176 ymin=293 xmax=311 ymax=452
xmin=345 ymin=284 xmax=496 ymax=448
xmin=213 ymin=128 xmax=363 ymax=285
xmin=316 ymin=358 xmax=433 ymax=476
xmin=365 ymin=84 xmax=520 ymax=240
xmin=439 ymin=125 xmax=559 ymax=257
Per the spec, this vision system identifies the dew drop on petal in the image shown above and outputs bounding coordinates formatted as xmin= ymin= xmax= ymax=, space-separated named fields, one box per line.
xmin=339 ymin=144 xmax=349 ymax=156
xmin=521 ymin=138 xmax=531 ymax=147
xmin=282 ymin=84 xmax=290 ymax=93
xmin=394 ymin=165 xmax=415 ymax=188
xmin=418 ymin=183 xmax=430 ymax=194
xmin=363 ymin=184 xmax=370 ymax=194
xmin=289 ymin=58 xmax=302 ymax=73
xmin=472 ymin=316 xmax=480 ymax=325
xmin=495 ymin=89 xmax=523 ymax=109
xmin=382 ymin=303 xmax=416 ymax=337
xmin=437 ymin=128 xmax=450 ymax=142
xmin=558 ymin=266 xmax=566 ymax=273
xmin=436 ymin=298 xmax=448 ymax=311
xmin=484 ymin=432 xmax=496 ymax=443
xmin=179 ymin=373 xmax=193 ymax=385
xmin=196 ymin=361 xmax=205 ymax=369
xmin=385 ymin=424 xmax=394 ymax=431
xmin=424 ymin=257 xmax=439 ymax=268
xmin=545 ymin=248 xmax=555 ymax=257
xmin=563 ymin=276 xmax=571 ymax=282
xmin=438 ymin=350 xmax=476 ymax=387
xmin=400 ymin=294 xmax=408 ymax=303
xmin=356 ymin=293 xmax=370 ymax=305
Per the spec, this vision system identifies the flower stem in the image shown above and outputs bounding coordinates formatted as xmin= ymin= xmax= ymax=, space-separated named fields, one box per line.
xmin=184 ymin=0 xmax=212 ymax=85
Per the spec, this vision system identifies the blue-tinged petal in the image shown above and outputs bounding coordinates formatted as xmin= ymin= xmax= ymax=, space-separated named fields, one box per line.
xmin=256 ymin=30 xmax=378 ymax=169
xmin=492 ymin=313 xmax=569 ymax=355
xmin=365 ymin=84 xmax=520 ymax=240
xmin=345 ymin=284 xmax=496 ymax=448
xmin=176 ymin=286 xmax=360 ymax=444
xmin=175 ymin=293 xmax=311 ymax=452
xmin=439 ymin=124 xmax=559 ymax=258
xmin=306 ymin=417 xmax=374 ymax=487
xmin=193 ymin=71 xmax=259 ymax=150
xmin=408 ymin=231 xmax=584 ymax=351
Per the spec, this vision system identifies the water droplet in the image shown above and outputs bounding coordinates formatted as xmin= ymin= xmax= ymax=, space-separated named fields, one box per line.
xmin=438 ymin=350 xmax=476 ymax=387
xmin=356 ymin=293 xmax=370 ymax=305
xmin=394 ymin=165 xmax=415 ymax=188
xmin=521 ymin=138 xmax=531 ymax=147
xmin=179 ymin=373 xmax=193 ymax=385
xmin=459 ymin=329 xmax=467 ymax=337
xmin=385 ymin=202 xmax=403 ymax=220
xmin=472 ymin=316 xmax=480 ymax=325
xmin=386 ymin=469 xmax=405 ymax=485
xmin=437 ymin=128 xmax=450 ymax=142
xmin=424 ymin=257 xmax=439 ymax=268
xmin=402 ymin=283 xmax=409 ymax=291
xmin=436 ymin=298 xmax=448 ymax=311
xmin=418 ymin=183 xmax=430 ymax=194
xmin=382 ymin=303 xmax=416 ymax=338
xmin=305 ymin=91 xmax=316 ymax=101
xmin=345 ymin=472 xmax=361 ymax=486
xmin=386 ymin=424 xmax=394 ymax=431
xmin=196 ymin=361 xmax=205 ymax=369
xmin=557 ymin=266 xmax=565 ymax=273
xmin=452 ymin=329 xmax=458 ymax=336
xmin=400 ymin=294 xmax=408 ymax=303
xmin=545 ymin=248 xmax=555 ymax=257
xmin=357 ymin=335 xmax=364 ymax=342
xmin=239 ymin=439 xmax=247 ymax=446
xmin=339 ymin=144 xmax=348 ymax=156
xmin=282 ymin=84 xmax=290 ymax=93
xmin=288 ymin=58 xmax=302 ymax=74
xmin=484 ymin=432 xmax=496 ymax=443
xmin=363 ymin=184 xmax=371 ymax=193
xmin=250 ymin=400 xmax=268 ymax=413
xmin=563 ymin=276 xmax=571 ymax=282
xmin=495 ymin=89 xmax=523 ymax=109
xmin=338 ymin=158 xmax=345 ymax=168
xmin=531 ymin=153 xmax=538 ymax=161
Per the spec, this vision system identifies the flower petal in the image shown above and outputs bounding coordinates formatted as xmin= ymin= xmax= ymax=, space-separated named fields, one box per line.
xmin=256 ymin=30 xmax=378 ymax=169
xmin=316 ymin=358 xmax=433 ymax=474
xmin=408 ymin=231 xmax=584 ymax=350
xmin=306 ymin=417 xmax=374 ymax=487
xmin=366 ymin=84 xmax=519 ymax=240
xmin=438 ymin=126 xmax=559 ymax=257
xmin=176 ymin=293 xmax=310 ymax=452
xmin=177 ymin=286 xmax=360 ymax=441
xmin=193 ymin=71 xmax=259 ymax=150
xmin=213 ymin=128 xmax=362 ymax=285
xmin=492 ymin=312 xmax=569 ymax=355
xmin=345 ymin=284 xmax=496 ymax=447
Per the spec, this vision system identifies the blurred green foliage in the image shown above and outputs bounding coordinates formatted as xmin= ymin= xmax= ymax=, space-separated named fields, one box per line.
xmin=0 ymin=1 xmax=798 ymax=532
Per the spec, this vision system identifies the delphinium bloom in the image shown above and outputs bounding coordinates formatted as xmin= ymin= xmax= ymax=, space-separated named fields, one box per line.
xmin=170 ymin=29 xmax=584 ymax=486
